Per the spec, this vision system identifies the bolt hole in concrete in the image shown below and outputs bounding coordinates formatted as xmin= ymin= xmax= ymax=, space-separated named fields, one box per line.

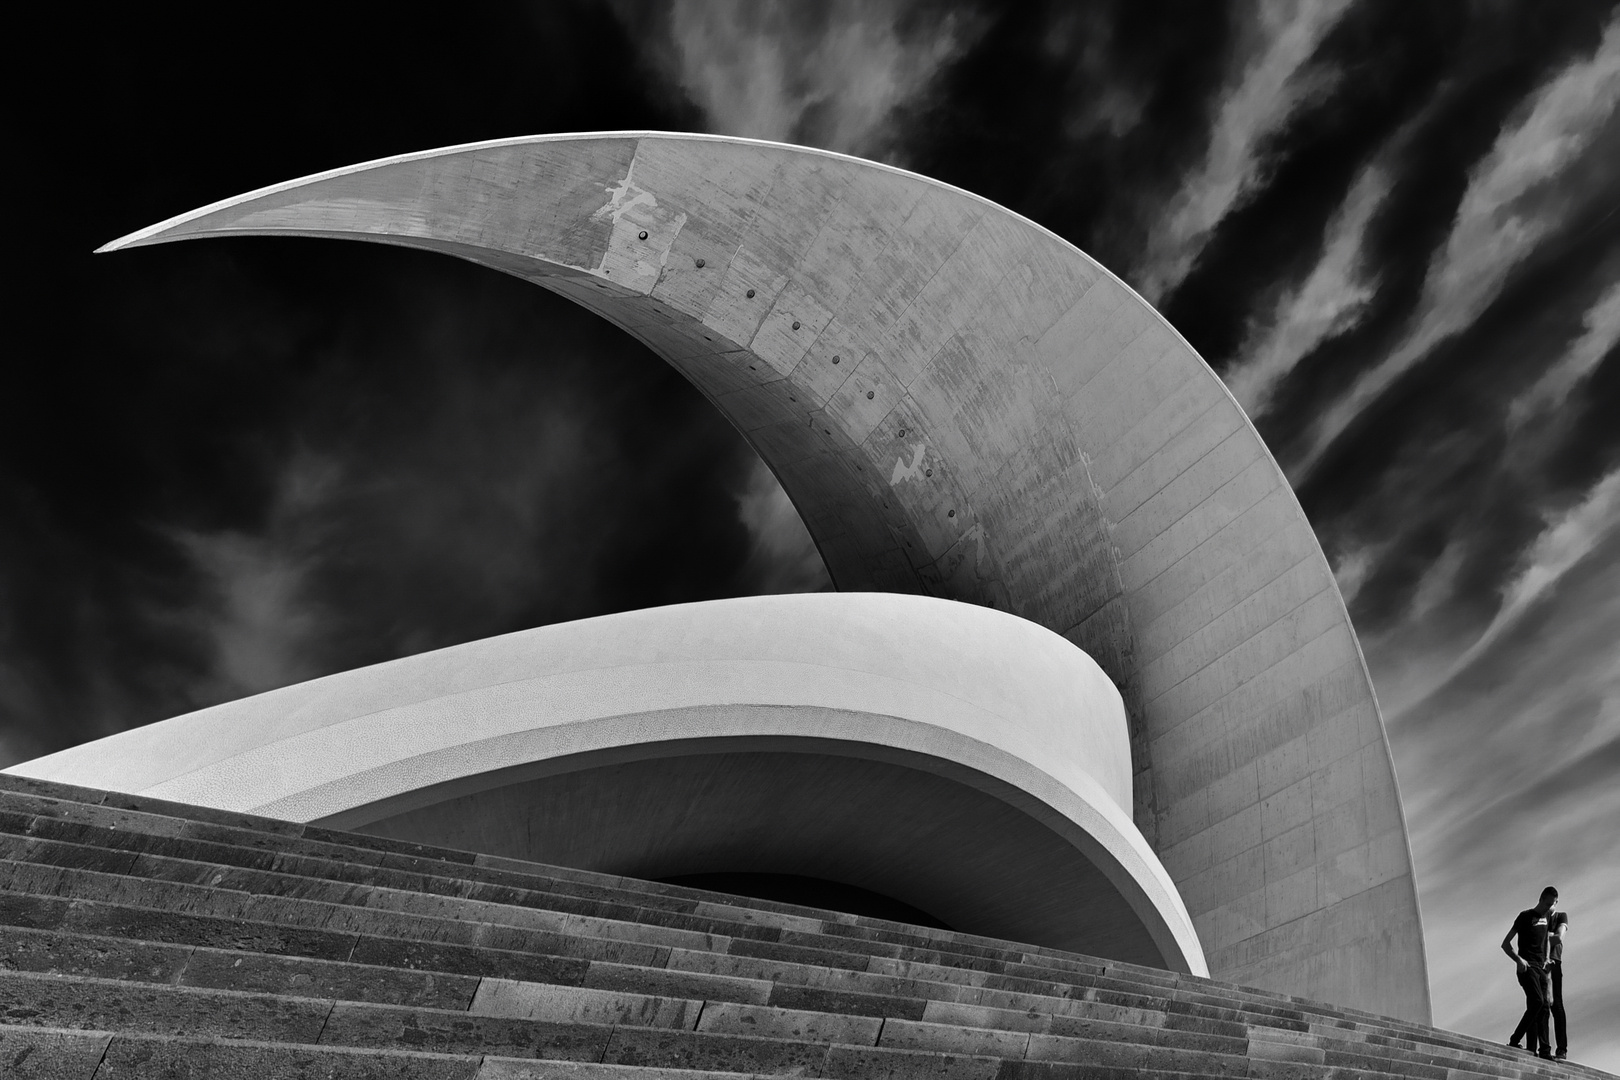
xmin=746 ymin=288 xmax=756 ymax=298
xmin=867 ymin=390 xmax=875 ymax=399
xmin=792 ymin=320 xmax=801 ymax=330
xmin=695 ymin=258 xmax=705 ymax=267
xmin=948 ymin=510 xmax=956 ymax=517
xmin=898 ymin=428 xmax=906 ymax=437
xmin=638 ymin=230 xmax=648 ymax=240
xmin=832 ymin=355 xmax=841 ymax=364
xmin=926 ymin=469 xmax=933 ymax=477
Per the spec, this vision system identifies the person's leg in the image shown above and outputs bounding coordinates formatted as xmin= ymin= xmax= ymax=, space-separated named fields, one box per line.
xmin=1550 ymin=962 xmax=1567 ymax=1057
xmin=1532 ymin=967 xmax=1553 ymax=1056
xmin=1516 ymin=969 xmax=1545 ymax=1053
xmin=1510 ymin=1007 xmax=1530 ymax=1047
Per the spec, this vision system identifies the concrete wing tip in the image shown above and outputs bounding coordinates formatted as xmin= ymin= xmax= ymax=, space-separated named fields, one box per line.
xmin=95 ymin=224 xmax=175 ymax=254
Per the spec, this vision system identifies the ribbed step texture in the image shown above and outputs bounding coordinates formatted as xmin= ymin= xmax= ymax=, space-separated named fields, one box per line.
xmin=0 ymin=772 xmax=1606 ymax=1080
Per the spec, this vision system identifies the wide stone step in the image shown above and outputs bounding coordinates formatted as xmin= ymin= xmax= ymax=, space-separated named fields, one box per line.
xmin=0 ymin=776 xmax=1604 ymax=1080
xmin=0 ymin=813 xmax=1082 ymax=979
xmin=0 ymin=884 xmax=1305 ymax=1043
xmin=11 ymin=783 xmax=1397 ymax=1028
xmin=0 ymin=775 xmax=1059 ymax=964
xmin=1 ymin=927 xmax=1303 ymax=1065
xmin=1 ymin=1023 xmax=1266 ymax=1080
xmin=0 ymin=786 xmax=1150 ymax=985
xmin=2 ymin=824 xmax=1462 ymax=1052
xmin=0 ymin=915 xmax=1546 ymax=1080
xmin=0 ymin=836 xmax=1244 ymax=1019
xmin=0 ymin=801 xmax=1151 ymax=984
xmin=0 ymin=849 xmax=1408 ymax=1055
xmin=0 ymin=781 xmax=1446 ymax=1041
xmin=0 ymin=1024 xmax=838 ymax=1080
xmin=0 ymin=877 xmax=1567 ymax=1080
xmin=0 ymin=970 xmax=1431 ymax=1080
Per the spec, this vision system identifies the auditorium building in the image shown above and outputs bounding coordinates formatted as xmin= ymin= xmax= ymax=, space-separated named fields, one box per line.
xmin=3 ymin=136 xmax=1453 ymax=1073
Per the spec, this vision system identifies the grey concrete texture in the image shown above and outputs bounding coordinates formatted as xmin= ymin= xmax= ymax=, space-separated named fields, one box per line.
xmin=67 ymin=132 xmax=1428 ymax=1019
xmin=81 ymin=1031 xmax=486 ymax=1079
xmin=0 ymin=1024 xmax=111 ymax=1080
xmin=0 ymin=925 xmax=486 ymax=1009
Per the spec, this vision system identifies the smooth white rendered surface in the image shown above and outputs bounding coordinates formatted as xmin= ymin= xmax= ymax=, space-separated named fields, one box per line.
xmin=10 ymin=592 xmax=1204 ymax=975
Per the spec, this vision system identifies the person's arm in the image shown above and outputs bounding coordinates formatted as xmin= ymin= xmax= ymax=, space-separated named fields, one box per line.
xmin=1502 ymin=925 xmax=1526 ymax=972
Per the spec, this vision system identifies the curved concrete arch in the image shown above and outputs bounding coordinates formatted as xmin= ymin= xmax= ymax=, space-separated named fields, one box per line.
xmin=87 ymin=132 xmax=1426 ymax=1019
xmin=10 ymin=592 xmax=1202 ymax=974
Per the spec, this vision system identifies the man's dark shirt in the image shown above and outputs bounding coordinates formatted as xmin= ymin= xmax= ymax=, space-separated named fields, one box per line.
xmin=1549 ymin=911 xmax=1569 ymax=962
xmin=1511 ymin=908 xmax=1553 ymax=966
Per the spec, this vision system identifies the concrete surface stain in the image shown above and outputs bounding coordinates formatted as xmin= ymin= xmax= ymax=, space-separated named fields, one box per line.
xmin=891 ymin=444 xmax=929 ymax=485
xmin=592 ymin=166 xmax=660 ymax=230
xmin=592 ymin=155 xmax=688 ymax=292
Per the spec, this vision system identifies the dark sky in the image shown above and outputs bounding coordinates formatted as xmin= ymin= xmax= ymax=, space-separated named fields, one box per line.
xmin=6 ymin=1 xmax=1618 ymax=1060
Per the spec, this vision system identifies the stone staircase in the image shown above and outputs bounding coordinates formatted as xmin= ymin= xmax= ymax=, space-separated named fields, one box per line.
xmin=0 ymin=772 xmax=1605 ymax=1079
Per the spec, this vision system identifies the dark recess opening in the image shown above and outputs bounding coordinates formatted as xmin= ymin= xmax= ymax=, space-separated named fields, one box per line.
xmin=660 ymin=872 xmax=954 ymax=930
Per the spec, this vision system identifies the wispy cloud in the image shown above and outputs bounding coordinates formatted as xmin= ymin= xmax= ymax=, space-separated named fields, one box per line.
xmin=167 ymin=453 xmax=337 ymax=705
xmin=659 ymin=0 xmax=979 ymax=157
xmin=1135 ymin=0 xmax=1353 ymax=303
xmin=1407 ymin=535 xmax=1469 ymax=624
xmin=1329 ymin=541 xmax=1379 ymax=607
xmin=1441 ymin=464 xmax=1620 ymax=682
xmin=1291 ymin=16 xmax=1620 ymax=479
xmin=1224 ymin=162 xmax=1391 ymax=415
xmin=174 ymin=531 xmax=323 ymax=700
xmin=733 ymin=460 xmax=833 ymax=595
xmin=1507 ymin=276 xmax=1620 ymax=428
xmin=1039 ymin=7 xmax=1147 ymax=140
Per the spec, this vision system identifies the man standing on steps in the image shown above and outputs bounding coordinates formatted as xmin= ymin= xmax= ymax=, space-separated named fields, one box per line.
xmin=1512 ymin=901 xmax=1572 ymax=1060
xmin=1502 ymin=886 xmax=1559 ymax=1060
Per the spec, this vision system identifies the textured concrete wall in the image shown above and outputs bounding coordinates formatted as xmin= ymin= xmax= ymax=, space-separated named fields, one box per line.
xmin=76 ymin=133 xmax=1426 ymax=1019
xmin=8 ymin=593 xmax=1199 ymax=972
